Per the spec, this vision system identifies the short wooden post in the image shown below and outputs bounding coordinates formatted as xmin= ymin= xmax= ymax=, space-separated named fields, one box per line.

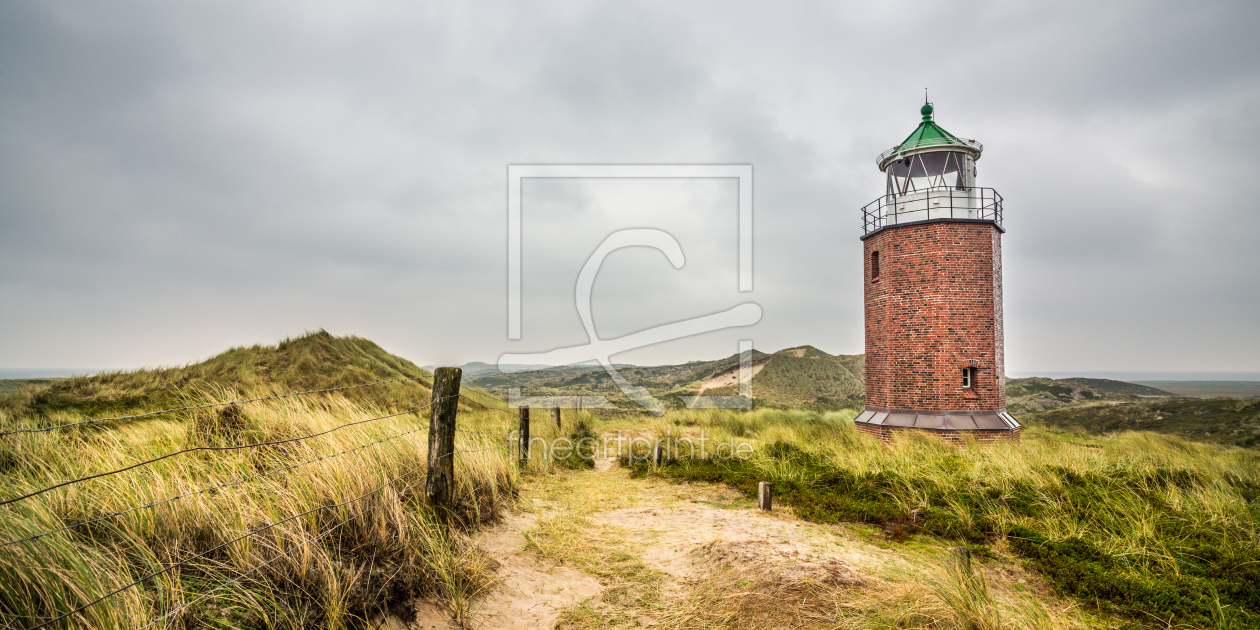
xmin=758 ymin=481 xmax=772 ymax=511
xmin=652 ymin=444 xmax=663 ymax=468
xmin=551 ymin=406 xmax=562 ymax=430
xmin=518 ymin=405 xmax=530 ymax=467
xmin=425 ymin=367 xmax=462 ymax=517
xmin=949 ymin=546 xmax=971 ymax=573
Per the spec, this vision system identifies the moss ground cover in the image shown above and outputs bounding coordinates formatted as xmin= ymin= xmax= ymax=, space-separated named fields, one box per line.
xmin=622 ymin=409 xmax=1260 ymax=628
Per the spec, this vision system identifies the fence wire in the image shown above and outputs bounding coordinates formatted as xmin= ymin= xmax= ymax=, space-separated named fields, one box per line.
xmin=436 ymin=444 xmax=509 ymax=461
xmin=133 ymin=462 xmax=437 ymax=630
xmin=0 ymin=402 xmax=440 ymax=508
xmin=23 ymin=455 xmax=433 ymax=630
xmin=455 ymin=428 xmax=513 ymax=436
xmin=457 ymin=395 xmax=520 ymax=416
xmin=1 ymin=423 xmax=432 ymax=549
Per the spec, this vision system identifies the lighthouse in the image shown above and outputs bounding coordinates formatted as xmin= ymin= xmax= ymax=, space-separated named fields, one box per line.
xmin=852 ymin=101 xmax=1021 ymax=442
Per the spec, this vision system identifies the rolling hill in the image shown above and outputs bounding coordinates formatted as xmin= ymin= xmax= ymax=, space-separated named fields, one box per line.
xmin=464 ymin=345 xmax=865 ymax=411
xmin=1061 ymin=377 xmax=1177 ymax=397
xmin=0 ymin=330 xmax=502 ymax=423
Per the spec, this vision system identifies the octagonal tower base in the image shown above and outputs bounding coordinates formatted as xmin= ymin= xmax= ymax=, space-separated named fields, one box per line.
xmin=853 ymin=408 xmax=1020 ymax=444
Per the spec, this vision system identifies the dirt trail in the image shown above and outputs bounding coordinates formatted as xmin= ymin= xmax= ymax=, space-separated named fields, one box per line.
xmin=393 ymin=455 xmax=1072 ymax=629
xmin=390 ymin=512 xmax=601 ymax=630
xmin=468 ymin=512 xmax=602 ymax=629
xmin=463 ymin=456 xmax=868 ymax=628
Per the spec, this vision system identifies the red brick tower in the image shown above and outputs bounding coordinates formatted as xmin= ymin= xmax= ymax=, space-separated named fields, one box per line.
xmin=853 ymin=102 xmax=1020 ymax=442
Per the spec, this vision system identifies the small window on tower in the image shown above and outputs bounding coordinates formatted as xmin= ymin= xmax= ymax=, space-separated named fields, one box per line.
xmin=871 ymin=251 xmax=880 ymax=280
xmin=962 ymin=367 xmax=974 ymax=388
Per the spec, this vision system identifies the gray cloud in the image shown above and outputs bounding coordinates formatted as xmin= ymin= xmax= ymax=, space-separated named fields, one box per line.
xmin=1 ymin=0 xmax=1257 ymax=373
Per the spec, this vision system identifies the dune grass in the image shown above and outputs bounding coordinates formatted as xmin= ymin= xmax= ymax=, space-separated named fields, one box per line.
xmin=0 ymin=383 xmax=524 ymax=629
xmin=616 ymin=408 xmax=1260 ymax=629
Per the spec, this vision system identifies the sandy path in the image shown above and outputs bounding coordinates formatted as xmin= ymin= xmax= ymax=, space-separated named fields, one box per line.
xmin=391 ymin=511 xmax=602 ymax=630
xmin=467 ymin=512 xmax=602 ymax=629
xmin=393 ymin=456 xmax=1078 ymax=629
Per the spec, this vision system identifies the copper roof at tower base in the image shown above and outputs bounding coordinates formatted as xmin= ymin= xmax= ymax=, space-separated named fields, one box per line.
xmin=854 ymin=408 xmax=1021 ymax=430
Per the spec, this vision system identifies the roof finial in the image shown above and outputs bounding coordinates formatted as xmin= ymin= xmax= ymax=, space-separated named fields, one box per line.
xmin=920 ymin=90 xmax=933 ymax=121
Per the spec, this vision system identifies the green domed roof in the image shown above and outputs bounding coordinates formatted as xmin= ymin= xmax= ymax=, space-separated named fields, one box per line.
xmin=877 ymin=104 xmax=983 ymax=171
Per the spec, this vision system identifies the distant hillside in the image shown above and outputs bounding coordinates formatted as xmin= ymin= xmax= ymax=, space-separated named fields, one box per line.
xmin=1133 ymin=381 xmax=1260 ymax=399
xmin=467 ymin=352 xmax=1191 ymax=415
xmin=467 ymin=351 xmax=763 ymax=409
xmin=1002 ymin=378 xmax=1134 ymax=413
xmin=1004 ymin=377 xmax=1162 ymax=413
xmin=1 ymin=330 xmax=501 ymax=420
xmin=1060 ymin=378 xmax=1177 ymax=397
xmin=700 ymin=346 xmax=864 ymax=410
xmin=422 ymin=361 xmax=554 ymax=378
xmin=466 ymin=345 xmax=864 ymax=411
xmin=1030 ymin=398 xmax=1260 ymax=447
xmin=0 ymin=378 xmax=61 ymax=397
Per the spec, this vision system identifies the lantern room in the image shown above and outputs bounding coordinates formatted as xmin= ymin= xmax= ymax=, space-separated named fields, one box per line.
xmin=862 ymin=103 xmax=1001 ymax=234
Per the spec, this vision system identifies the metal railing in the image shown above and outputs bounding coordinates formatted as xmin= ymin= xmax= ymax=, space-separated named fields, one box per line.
xmin=860 ymin=186 xmax=1003 ymax=236
xmin=876 ymin=137 xmax=983 ymax=168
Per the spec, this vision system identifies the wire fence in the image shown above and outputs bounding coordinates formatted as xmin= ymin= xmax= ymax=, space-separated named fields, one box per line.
xmin=0 ymin=374 xmax=543 ymax=630
xmin=1 ymin=422 xmax=432 ymax=549
xmin=25 ymin=457 xmax=435 ymax=630
xmin=0 ymin=405 xmax=434 ymax=508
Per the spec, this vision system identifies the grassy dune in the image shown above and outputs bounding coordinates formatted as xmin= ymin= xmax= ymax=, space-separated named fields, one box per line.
xmin=0 ymin=332 xmax=533 ymax=629
xmin=620 ymin=410 xmax=1260 ymax=628
xmin=0 ymin=330 xmax=464 ymax=423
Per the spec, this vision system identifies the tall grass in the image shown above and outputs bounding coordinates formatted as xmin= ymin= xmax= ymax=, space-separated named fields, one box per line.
xmin=0 ymin=391 xmax=520 ymax=630
xmin=626 ymin=408 xmax=1260 ymax=628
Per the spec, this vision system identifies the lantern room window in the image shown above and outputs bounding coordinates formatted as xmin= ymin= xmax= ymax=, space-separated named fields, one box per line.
xmin=886 ymin=151 xmax=974 ymax=196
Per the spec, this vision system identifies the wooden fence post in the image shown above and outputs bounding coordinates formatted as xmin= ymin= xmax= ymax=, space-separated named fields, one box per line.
xmin=425 ymin=367 xmax=462 ymax=518
xmin=758 ymin=481 xmax=772 ymax=511
xmin=551 ymin=406 xmax=562 ymax=430
xmin=518 ymin=405 xmax=530 ymax=467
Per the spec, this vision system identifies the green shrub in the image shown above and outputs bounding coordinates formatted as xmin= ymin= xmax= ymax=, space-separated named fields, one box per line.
xmin=555 ymin=417 xmax=598 ymax=469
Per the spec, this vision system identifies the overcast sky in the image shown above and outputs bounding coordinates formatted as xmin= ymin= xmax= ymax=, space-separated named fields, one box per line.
xmin=1 ymin=0 xmax=1258 ymax=376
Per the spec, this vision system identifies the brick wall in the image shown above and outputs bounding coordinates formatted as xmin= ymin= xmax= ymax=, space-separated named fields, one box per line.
xmin=863 ymin=221 xmax=1006 ymax=412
